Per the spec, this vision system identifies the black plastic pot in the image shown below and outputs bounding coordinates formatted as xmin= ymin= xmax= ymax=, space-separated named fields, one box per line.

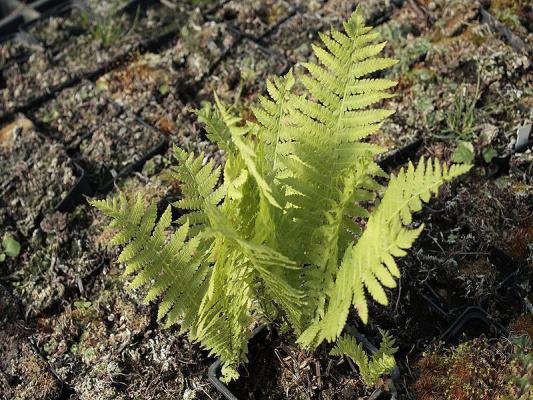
xmin=208 ymin=325 xmax=400 ymax=400
xmin=54 ymin=161 xmax=93 ymax=212
xmin=378 ymin=138 xmax=424 ymax=172
xmin=92 ymin=115 xmax=169 ymax=193
xmin=440 ymin=306 xmax=507 ymax=344
xmin=205 ymin=1 xmax=296 ymax=42
xmin=418 ymin=281 xmax=450 ymax=319
xmin=0 ymin=0 xmax=40 ymax=36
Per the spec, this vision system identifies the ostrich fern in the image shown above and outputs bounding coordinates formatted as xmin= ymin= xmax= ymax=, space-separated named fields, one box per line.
xmin=91 ymin=7 xmax=471 ymax=381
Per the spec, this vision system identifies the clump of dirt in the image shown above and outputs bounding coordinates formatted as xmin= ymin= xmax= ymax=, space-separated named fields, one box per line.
xmin=0 ymin=36 xmax=32 ymax=69
xmin=200 ymin=39 xmax=287 ymax=116
xmin=263 ymin=11 xmax=323 ymax=65
xmin=25 ymin=6 xmax=86 ymax=50
xmin=0 ymin=51 xmax=72 ymax=116
xmin=96 ymin=52 xmax=179 ymax=113
xmin=173 ymin=10 xmax=240 ymax=86
xmin=28 ymin=261 xmax=220 ymax=400
xmin=2 ymin=204 xmax=106 ymax=318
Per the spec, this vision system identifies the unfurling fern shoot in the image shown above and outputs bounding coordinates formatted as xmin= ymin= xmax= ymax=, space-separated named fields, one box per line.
xmin=91 ymin=7 xmax=471 ymax=382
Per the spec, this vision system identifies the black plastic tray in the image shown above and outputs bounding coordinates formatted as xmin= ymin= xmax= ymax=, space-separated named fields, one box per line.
xmin=0 ymin=1 xmax=36 ymax=36
xmin=87 ymin=114 xmax=169 ymax=193
xmin=378 ymin=138 xmax=424 ymax=171
xmin=55 ymin=161 xmax=93 ymax=212
xmin=1 ymin=0 xmax=232 ymax=122
xmin=18 ymin=0 xmax=91 ymax=43
xmin=205 ymin=1 xmax=296 ymax=42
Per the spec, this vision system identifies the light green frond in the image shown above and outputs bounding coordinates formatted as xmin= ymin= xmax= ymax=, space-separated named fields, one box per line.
xmin=330 ymin=334 xmax=369 ymax=366
xmin=252 ymin=70 xmax=295 ymax=173
xmin=278 ymin=7 xmax=396 ymax=266
xmin=301 ymin=160 xmax=381 ymax=322
xmin=330 ymin=331 xmax=397 ymax=387
xmin=214 ymin=95 xmax=282 ymax=210
xmin=196 ymin=100 xmax=234 ymax=154
xmin=89 ymin=196 xmax=211 ymax=337
xmin=299 ymin=158 xmax=471 ymax=346
xmin=169 ymin=146 xmax=226 ymax=235
xmin=196 ymin=245 xmax=253 ymax=382
xmin=206 ymin=206 xmax=305 ymax=329
xmin=91 ymin=193 xmax=147 ymax=246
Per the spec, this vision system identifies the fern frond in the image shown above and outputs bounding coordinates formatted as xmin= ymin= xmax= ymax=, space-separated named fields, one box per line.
xmin=91 ymin=193 xmax=147 ymax=246
xmin=90 ymin=196 xmax=211 ymax=335
xmin=168 ymin=146 xmax=226 ymax=236
xmin=252 ymin=70 xmax=295 ymax=173
xmin=330 ymin=334 xmax=370 ymax=369
xmin=206 ymin=206 xmax=305 ymax=328
xmin=299 ymin=158 xmax=471 ymax=345
xmin=194 ymin=205 xmax=305 ymax=379
xmin=374 ymin=328 xmax=398 ymax=362
xmin=196 ymin=101 xmax=234 ymax=154
xmin=196 ymin=244 xmax=253 ymax=382
xmin=277 ymin=7 xmax=396 ymax=266
xmin=214 ymin=95 xmax=282 ymax=210
xmin=273 ymin=8 xmax=398 ymax=326
xmin=330 ymin=331 xmax=397 ymax=387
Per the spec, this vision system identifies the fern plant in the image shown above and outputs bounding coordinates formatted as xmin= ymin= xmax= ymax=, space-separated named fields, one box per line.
xmin=91 ymin=7 xmax=471 ymax=382
xmin=330 ymin=329 xmax=398 ymax=387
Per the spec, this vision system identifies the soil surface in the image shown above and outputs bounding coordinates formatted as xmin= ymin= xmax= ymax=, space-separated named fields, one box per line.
xmin=0 ymin=0 xmax=531 ymax=399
